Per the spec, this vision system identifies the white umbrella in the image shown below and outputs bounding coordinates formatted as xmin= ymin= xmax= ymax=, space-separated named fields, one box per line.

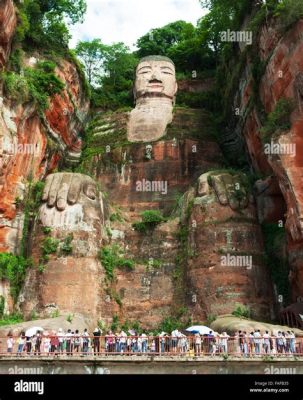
xmin=25 ymin=327 xmax=44 ymax=337
xmin=186 ymin=325 xmax=212 ymax=335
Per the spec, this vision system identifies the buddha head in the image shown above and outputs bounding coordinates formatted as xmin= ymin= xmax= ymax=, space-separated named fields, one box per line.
xmin=133 ymin=55 xmax=178 ymax=104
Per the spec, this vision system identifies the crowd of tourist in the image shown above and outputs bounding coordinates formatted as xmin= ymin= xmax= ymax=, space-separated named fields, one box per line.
xmin=3 ymin=328 xmax=301 ymax=356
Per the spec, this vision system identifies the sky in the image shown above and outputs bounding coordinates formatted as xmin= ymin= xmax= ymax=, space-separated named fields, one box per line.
xmin=69 ymin=0 xmax=207 ymax=50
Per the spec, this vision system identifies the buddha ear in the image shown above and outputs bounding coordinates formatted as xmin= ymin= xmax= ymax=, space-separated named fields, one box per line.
xmin=174 ymin=82 xmax=178 ymax=95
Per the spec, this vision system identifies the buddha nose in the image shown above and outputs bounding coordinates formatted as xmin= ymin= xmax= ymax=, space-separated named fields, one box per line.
xmin=151 ymin=69 xmax=161 ymax=81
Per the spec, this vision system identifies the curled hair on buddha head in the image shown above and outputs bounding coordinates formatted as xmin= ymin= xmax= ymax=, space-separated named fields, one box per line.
xmin=137 ymin=55 xmax=175 ymax=66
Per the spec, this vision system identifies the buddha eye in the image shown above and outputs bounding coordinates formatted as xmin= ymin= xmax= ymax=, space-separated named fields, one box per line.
xmin=139 ymin=68 xmax=151 ymax=75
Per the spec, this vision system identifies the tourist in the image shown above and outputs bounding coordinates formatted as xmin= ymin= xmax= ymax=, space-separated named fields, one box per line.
xmin=35 ymin=331 xmax=42 ymax=356
xmin=141 ymin=332 xmax=148 ymax=353
xmin=115 ymin=332 xmax=120 ymax=353
xmin=131 ymin=334 xmax=137 ymax=353
xmin=219 ymin=332 xmax=229 ymax=354
xmin=211 ymin=333 xmax=217 ymax=357
xmin=243 ymin=331 xmax=249 ymax=357
xmin=7 ymin=332 xmax=14 ymax=354
xmin=194 ymin=333 xmax=202 ymax=356
xmin=276 ymin=331 xmax=284 ymax=354
xmin=73 ymin=330 xmax=81 ymax=354
xmin=17 ymin=332 xmax=26 ymax=356
xmin=50 ymin=331 xmax=59 ymax=355
xmin=281 ymin=332 xmax=287 ymax=353
xmin=25 ymin=334 xmax=32 ymax=354
xmin=82 ymin=329 xmax=89 ymax=355
xmin=290 ymin=331 xmax=296 ymax=354
xmin=160 ymin=333 xmax=166 ymax=353
xmin=93 ymin=328 xmax=101 ymax=355
xmin=285 ymin=331 xmax=291 ymax=354
xmin=31 ymin=335 xmax=37 ymax=355
xmin=106 ymin=330 xmax=115 ymax=353
xmin=120 ymin=330 xmax=127 ymax=353
xmin=238 ymin=331 xmax=245 ymax=355
xmin=171 ymin=329 xmax=178 ymax=353
xmin=126 ymin=335 xmax=132 ymax=354
xmin=254 ymin=329 xmax=261 ymax=355
xmin=180 ymin=334 xmax=188 ymax=354
xmin=208 ymin=331 xmax=215 ymax=355
xmin=65 ymin=329 xmax=72 ymax=355
xmin=248 ymin=332 xmax=254 ymax=356
xmin=137 ymin=335 xmax=142 ymax=353
xmin=263 ymin=331 xmax=270 ymax=354
xmin=234 ymin=331 xmax=240 ymax=355
xmin=57 ymin=328 xmax=64 ymax=354
xmin=42 ymin=334 xmax=51 ymax=355
xmin=269 ymin=332 xmax=276 ymax=354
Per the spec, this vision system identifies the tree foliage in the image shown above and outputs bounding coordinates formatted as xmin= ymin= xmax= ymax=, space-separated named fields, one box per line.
xmin=0 ymin=253 xmax=32 ymax=303
xmin=76 ymin=40 xmax=138 ymax=109
xmin=15 ymin=0 xmax=87 ymax=51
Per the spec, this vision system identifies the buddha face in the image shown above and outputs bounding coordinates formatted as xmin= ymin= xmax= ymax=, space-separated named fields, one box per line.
xmin=134 ymin=59 xmax=177 ymax=102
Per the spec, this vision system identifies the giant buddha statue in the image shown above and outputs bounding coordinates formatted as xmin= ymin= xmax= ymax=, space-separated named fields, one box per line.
xmin=127 ymin=55 xmax=178 ymax=142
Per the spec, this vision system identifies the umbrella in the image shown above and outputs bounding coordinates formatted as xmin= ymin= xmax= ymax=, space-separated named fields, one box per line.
xmin=25 ymin=327 xmax=44 ymax=337
xmin=186 ymin=325 xmax=212 ymax=335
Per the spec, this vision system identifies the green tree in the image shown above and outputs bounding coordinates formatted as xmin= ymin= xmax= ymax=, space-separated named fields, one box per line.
xmin=92 ymin=43 xmax=138 ymax=109
xmin=75 ymin=39 xmax=107 ymax=85
xmin=16 ymin=0 xmax=87 ymax=51
xmin=136 ymin=20 xmax=195 ymax=59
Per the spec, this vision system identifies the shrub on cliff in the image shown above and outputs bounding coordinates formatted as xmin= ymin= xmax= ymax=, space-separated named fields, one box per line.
xmin=132 ymin=210 xmax=167 ymax=233
xmin=98 ymin=245 xmax=134 ymax=281
xmin=232 ymin=304 xmax=251 ymax=319
xmin=0 ymin=253 xmax=32 ymax=303
xmin=2 ymin=72 xmax=30 ymax=104
xmin=260 ymin=98 xmax=295 ymax=143
xmin=2 ymin=61 xmax=65 ymax=111
xmin=274 ymin=0 xmax=303 ymax=31
xmin=25 ymin=61 xmax=65 ymax=110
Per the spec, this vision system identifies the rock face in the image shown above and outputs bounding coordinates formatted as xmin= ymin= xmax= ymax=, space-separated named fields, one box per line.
xmin=19 ymin=173 xmax=107 ymax=320
xmin=3 ymin=12 xmax=303 ymax=331
xmin=0 ymin=58 xmax=89 ymax=253
xmin=185 ymin=172 xmax=274 ymax=321
xmin=82 ymin=108 xmax=223 ymax=213
xmin=230 ymin=18 xmax=303 ymax=302
xmin=0 ymin=0 xmax=16 ymax=70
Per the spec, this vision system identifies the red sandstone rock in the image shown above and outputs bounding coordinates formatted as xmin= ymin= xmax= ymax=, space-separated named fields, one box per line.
xmin=234 ymin=18 xmax=303 ymax=299
xmin=0 ymin=0 xmax=16 ymax=70
xmin=0 ymin=58 xmax=89 ymax=253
